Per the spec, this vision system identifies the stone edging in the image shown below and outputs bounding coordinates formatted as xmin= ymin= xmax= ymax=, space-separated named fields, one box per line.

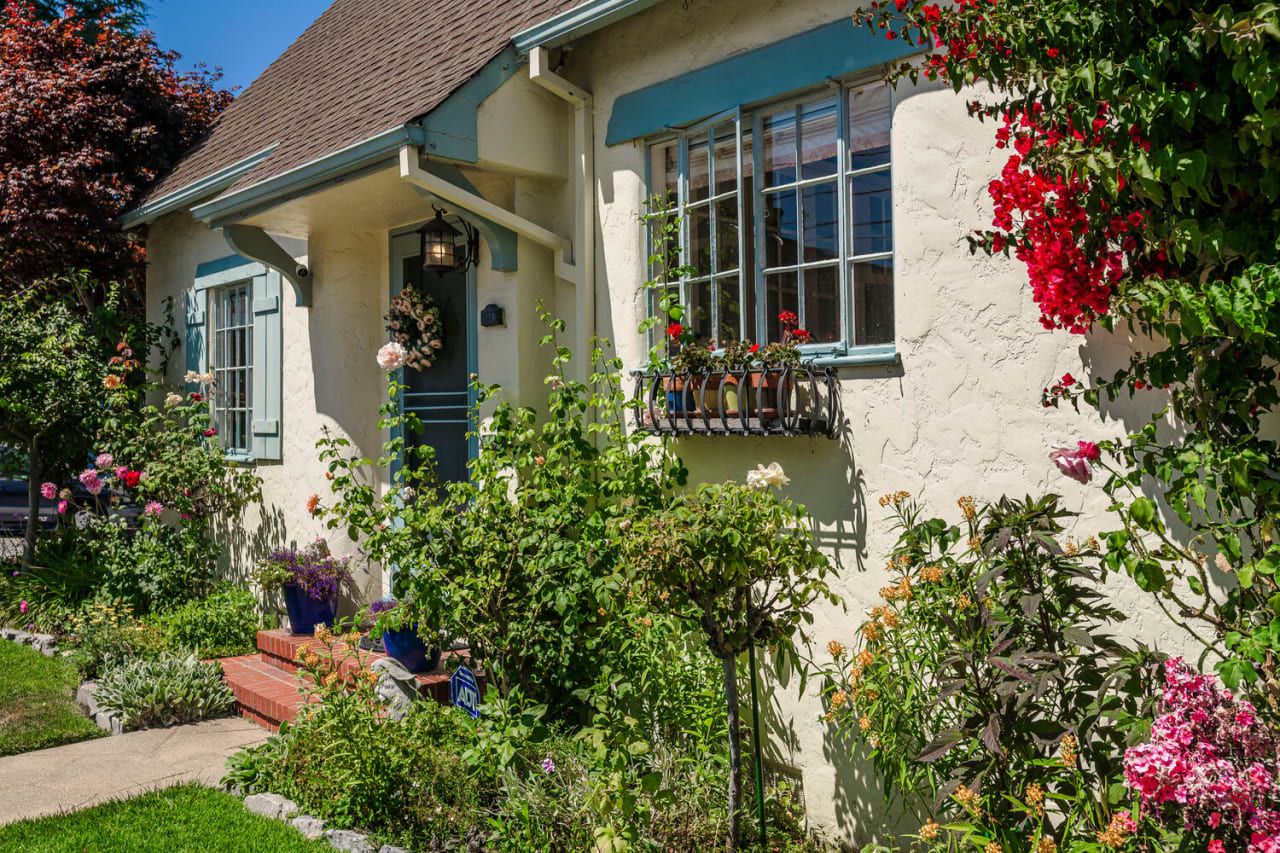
xmin=236 ymin=792 xmax=410 ymax=853
xmin=0 ymin=628 xmax=126 ymax=735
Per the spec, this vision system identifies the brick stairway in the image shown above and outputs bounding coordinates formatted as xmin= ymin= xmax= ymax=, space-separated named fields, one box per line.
xmin=220 ymin=629 xmax=457 ymax=732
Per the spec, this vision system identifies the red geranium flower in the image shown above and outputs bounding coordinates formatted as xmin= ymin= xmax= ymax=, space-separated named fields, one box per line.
xmin=777 ymin=311 xmax=799 ymax=329
xmin=666 ymin=322 xmax=684 ymax=339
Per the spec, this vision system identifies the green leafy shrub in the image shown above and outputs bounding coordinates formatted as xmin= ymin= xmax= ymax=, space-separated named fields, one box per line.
xmin=66 ymin=600 xmax=168 ymax=680
xmin=93 ymin=519 xmax=218 ymax=614
xmin=317 ymin=310 xmax=687 ymax=716
xmin=95 ymin=651 xmax=233 ymax=729
xmin=822 ymin=493 xmax=1162 ymax=848
xmin=150 ymin=585 xmax=261 ymax=659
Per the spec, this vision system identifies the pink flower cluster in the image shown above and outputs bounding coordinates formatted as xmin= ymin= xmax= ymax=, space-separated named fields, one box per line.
xmin=1124 ymin=658 xmax=1280 ymax=852
xmin=1050 ymin=440 xmax=1100 ymax=484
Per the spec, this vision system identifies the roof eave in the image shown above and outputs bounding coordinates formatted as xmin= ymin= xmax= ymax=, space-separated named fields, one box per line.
xmin=189 ymin=124 xmax=427 ymax=229
xmin=512 ymin=0 xmax=664 ymax=53
xmin=120 ymin=145 xmax=277 ymax=230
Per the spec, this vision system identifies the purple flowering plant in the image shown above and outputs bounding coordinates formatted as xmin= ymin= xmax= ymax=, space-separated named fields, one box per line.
xmin=255 ymin=538 xmax=352 ymax=602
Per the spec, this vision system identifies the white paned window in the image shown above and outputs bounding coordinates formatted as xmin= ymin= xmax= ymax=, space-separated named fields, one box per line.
xmin=210 ymin=282 xmax=254 ymax=455
xmin=647 ymin=79 xmax=894 ymax=351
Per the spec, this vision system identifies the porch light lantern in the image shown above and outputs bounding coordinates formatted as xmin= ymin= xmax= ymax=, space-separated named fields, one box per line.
xmin=419 ymin=207 xmax=479 ymax=275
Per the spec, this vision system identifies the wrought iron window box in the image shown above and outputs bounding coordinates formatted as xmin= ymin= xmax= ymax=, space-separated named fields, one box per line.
xmin=631 ymin=365 xmax=838 ymax=438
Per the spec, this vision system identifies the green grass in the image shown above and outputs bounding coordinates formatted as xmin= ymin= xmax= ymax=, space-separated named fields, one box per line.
xmin=0 ymin=638 xmax=103 ymax=756
xmin=0 ymin=783 xmax=334 ymax=852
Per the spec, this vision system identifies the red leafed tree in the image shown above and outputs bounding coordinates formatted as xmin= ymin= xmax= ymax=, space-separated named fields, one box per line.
xmin=0 ymin=3 xmax=231 ymax=300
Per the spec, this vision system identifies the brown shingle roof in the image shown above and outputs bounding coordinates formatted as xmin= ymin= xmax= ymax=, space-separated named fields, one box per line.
xmin=143 ymin=0 xmax=582 ymax=208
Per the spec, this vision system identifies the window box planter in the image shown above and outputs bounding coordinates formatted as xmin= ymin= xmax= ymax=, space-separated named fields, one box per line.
xmin=633 ymin=365 xmax=838 ymax=438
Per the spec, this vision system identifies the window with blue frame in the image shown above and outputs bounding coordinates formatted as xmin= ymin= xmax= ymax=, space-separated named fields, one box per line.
xmin=210 ymin=282 xmax=254 ymax=455
xmin=647 ymin=78 xmax=893 ymax=352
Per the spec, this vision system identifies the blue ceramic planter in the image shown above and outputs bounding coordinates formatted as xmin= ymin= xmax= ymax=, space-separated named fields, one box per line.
xmin=283 ymin=584 xmax=337 ymax=635
xmin=382 ymin=625 xmax=442 ymax=673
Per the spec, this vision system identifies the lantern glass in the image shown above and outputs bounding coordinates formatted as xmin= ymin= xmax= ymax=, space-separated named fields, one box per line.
xmin=421 ymin=211 xmax=460 ymax=272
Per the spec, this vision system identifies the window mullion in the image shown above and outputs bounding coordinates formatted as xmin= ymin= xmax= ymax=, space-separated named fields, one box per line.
xmin=752 ymin=110 xmax=767 ymax=343
xmin=677 ymin=134 xmax=690 ymax=324
xmin=836 ymin=83 xmax=853 ymax=347
xmin=734 ymin=109 xmax=747 ymax=342
xmin=794 ymin=103 xmax=806 ymax=333
xmin=706 ymin=124 xmax=719 ymax=343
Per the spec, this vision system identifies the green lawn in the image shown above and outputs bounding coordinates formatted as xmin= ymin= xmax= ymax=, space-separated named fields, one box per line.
xmin=0 ymin=783 xmax=334 ymax=852
xmin=0 ymin=638 xmax=103 ymax=756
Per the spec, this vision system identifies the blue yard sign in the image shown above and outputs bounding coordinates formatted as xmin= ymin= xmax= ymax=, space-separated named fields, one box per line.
xmin=449 ymin=665 xmax=481 ymax=718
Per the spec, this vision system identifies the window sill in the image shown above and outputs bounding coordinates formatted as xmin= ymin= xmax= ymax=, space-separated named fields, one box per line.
xmin=807 ymin=344 xmax=899 ymax=369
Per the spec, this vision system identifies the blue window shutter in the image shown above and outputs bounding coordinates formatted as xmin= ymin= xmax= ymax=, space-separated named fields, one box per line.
xmin=250 ymin=271 xmax=283 ymax=461
xmin=184 ymin=289 xmax=207 ymax=392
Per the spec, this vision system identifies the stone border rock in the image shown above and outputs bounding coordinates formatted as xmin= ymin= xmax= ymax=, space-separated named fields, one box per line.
xmin=0 ymin=627 xmax=126 ymax=735
xmin=239 ymin=791 xmax=409 ymax=853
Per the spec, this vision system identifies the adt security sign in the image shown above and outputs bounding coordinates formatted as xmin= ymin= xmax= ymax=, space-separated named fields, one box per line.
xmin=449 ymin=665 xmax=481 ymax=719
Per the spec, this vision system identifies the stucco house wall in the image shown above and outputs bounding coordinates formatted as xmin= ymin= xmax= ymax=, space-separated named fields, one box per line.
xmin=570 ymin=0 xmax=1198 ymax=840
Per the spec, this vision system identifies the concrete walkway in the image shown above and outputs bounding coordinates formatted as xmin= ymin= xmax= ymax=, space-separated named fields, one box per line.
xmin=0 ymin=716 xmax=267 ymax=825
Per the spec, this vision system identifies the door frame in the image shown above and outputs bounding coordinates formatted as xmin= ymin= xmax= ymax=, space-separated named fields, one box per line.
xmin=387 ymin=220 xmax=480 ymax=484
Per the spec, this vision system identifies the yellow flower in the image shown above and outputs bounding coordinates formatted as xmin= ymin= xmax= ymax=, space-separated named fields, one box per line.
xmin=919 ymin=821 xmax=940 ymax=841
xmin=827 ymin=640 xmax=846 ymax=659
xmin=1064 ymin=540 xmax=1080 ymax=556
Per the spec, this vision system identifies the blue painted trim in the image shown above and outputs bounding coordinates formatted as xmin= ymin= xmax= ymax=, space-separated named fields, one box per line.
xmin=193 ymin=255 xmax=266 ymax=291
xmin=409 ymin=160 xmax=519 ymax=272
xmin=810 ymin=345 xmax=900 ymax=368
xmin=606 ymin=19 xmax=921 ymax=145
xmin=418 ymin=46 xmax=522 ymax=163
xmin=513 ymin=0 xmax=664 ymax=53
xmin=120 ymin=145 xmax=276 ymax=229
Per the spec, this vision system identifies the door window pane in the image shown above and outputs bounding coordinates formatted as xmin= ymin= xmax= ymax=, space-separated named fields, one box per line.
xmin=688 ymin=205 xmax=712 ymax=276
xmin=715 ymin=199 xmax=740 ymax=271
xmin=687 ymin=280 xmax=713 ymax=342
xmin=716 ymin=275 xmax=741 ymax=344
xmin=713 ymin=124 xmax=738 ymax=196
xmin=211 ymin=282 xmax=253 ymax=455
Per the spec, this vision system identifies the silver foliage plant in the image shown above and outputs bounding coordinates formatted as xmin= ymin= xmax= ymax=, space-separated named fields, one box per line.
xmin=95 ymin=651 xmax=234 ymax=728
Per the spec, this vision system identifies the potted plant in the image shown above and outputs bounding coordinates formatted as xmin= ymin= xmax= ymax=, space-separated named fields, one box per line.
xmin=751 ymin=312 xmax=809 ymax=415
xmin=369 ymin=598 xmax=441 ymax=673
xmin=255 ymin=538 xmax=352 ymax=635
xmin=664 ymin=321 xmax=714 ymax=413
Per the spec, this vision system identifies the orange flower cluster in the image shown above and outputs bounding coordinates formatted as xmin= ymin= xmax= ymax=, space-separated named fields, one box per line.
xmin=919 ymin=821 xmax=940 ymax=841
xmin=856 ymin=649 xmax=875 ymax=669
xmin=1059 ymin=733 xmax=1078 ymax=766
xmin=1026 ymin=782 xmax=1045 ymax=816
xmin=1036 ymin=837 xmax=1057 ymax=853
xmin=828 ymin=640 xmax=846 ymax=659
xmin=878 ymin=490 xmax=911 ymax=508
xmin=879 ymin=577 xmax=913 ymax=602
xmin=955 ymin=784 xmax=981 ymax=816
xmin=958 ymin=495 xmax=977 ymax=521
xmin=920 ymin=564 xmax=944 ymax=583
xmin=955 ymin=594 xmax=973 ymax=610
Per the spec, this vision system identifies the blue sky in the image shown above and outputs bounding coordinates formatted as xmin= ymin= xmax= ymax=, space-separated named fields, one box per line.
xmin=145 ymin=1 xmax=332 ymax=93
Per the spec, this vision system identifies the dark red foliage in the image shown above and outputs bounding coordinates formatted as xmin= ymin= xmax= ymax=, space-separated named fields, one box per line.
xmin=0 ymin=3 xmax=231 ymax=290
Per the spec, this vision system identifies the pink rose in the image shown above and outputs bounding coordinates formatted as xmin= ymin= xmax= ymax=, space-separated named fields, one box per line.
xmin=95 ymin=453 xmax=113 ymax=468
xmin=40 ymin=482 xmax=56 ymax=500
xmin=56 ymin=500 xmax=67 ymax=514
xmin=1050 ymin=444 xmax=1095 ymax=484
xmin=114 ymin=466 xmax=128 ymax=480
xmin=19 ymin=600 xmax=28 ymax=614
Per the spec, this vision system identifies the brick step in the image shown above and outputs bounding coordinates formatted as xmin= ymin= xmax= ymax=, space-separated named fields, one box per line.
xmin=220 ymin=654 xmax=308 ymax=732
xmin=219 ymin=630 xmax=464 ymax=732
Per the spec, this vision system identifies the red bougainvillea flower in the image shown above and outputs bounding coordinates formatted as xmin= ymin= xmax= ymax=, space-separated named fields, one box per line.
xmin=1050 ymin=440 xmax=1101 ymax=484
xmin=203 ymin=428 xmax=217 ymax=437
xmin=792 ymin=329 xmax=812 ymax=343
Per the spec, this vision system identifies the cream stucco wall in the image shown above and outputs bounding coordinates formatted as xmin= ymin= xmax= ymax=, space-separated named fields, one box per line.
xmin=568 ymin=0 xmax=1206 ymax=843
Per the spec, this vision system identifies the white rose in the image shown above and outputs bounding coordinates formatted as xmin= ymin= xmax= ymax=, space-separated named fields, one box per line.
xmin=199 ymin=371 xmax=216 ymax=385
xmin=164 ymin=392 xmax=183 ymax=406
xmin=401 ymin=486 xmax=415 ymax=502
xmin=746 ymin=462 xmax=790 ymax=490
xmin=183 ymin=370 xmax=200 ymax=383
xmin=376 ymin=341 xmax=408 ymax=371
